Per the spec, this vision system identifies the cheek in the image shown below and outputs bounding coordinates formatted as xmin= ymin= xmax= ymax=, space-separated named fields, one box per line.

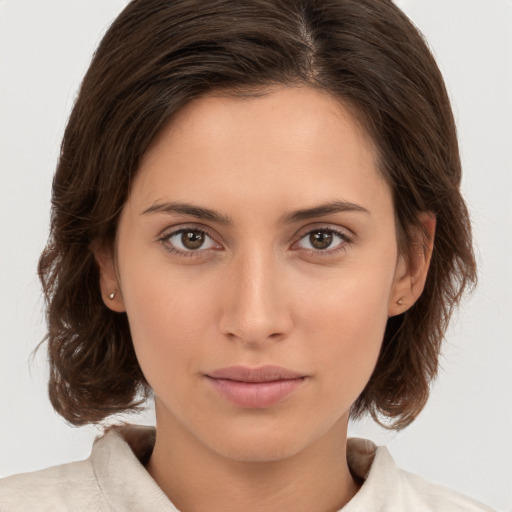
xmin=298 ymin=261 xmax=394 ymax=396
xmin=118 ymin=254 xmax=216 ymax=390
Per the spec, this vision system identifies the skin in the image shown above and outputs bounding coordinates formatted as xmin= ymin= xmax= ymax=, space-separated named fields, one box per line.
xmin=96 ymin=86 xmax=434 ymax=512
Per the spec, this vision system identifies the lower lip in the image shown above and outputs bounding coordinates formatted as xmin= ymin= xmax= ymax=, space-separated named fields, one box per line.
xmin=206 ymin=377 xmax=305 ymax=408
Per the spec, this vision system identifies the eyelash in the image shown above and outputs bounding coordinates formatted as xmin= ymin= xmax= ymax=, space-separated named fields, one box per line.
xmin=294 ymin=226 xmax=352 ymax=257
xmin=157 ymin=225 xmax=353 ymax=258
xmin=158 ymin=226 xmax=220 ymax=258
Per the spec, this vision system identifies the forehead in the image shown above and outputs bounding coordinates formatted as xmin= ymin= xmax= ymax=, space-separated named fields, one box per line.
xmin=131 ymin=86 xmax=390 ymax=217
xmin=143 ymin=86 xmax=374 ymax=167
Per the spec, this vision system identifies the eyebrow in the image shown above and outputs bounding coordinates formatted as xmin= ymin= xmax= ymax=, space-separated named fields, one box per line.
xmin=280 ymin=200 xmax=370 ymax=223
xmin=141 ymin=201 xmax=233 ymax=225
xmin=141 ymin=199 xmax=369 ymax=225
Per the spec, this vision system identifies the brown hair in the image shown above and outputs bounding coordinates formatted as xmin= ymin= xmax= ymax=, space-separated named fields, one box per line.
xmin=39 ymin=0 xmax=476 ymax=428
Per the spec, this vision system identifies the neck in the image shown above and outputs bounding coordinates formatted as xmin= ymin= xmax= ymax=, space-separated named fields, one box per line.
xmin=146 ymin=408 xmax=360 ymax=512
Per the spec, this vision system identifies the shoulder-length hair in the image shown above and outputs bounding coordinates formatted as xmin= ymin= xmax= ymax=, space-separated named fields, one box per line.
xmin=39 ymin=0 xmax=476 ymax=429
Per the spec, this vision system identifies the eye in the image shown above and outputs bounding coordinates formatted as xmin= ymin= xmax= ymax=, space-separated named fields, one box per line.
xmin=160 ymin=228 xmax=219 ymax=254
xmin=295 ymin=228 xmax=350 ymax=253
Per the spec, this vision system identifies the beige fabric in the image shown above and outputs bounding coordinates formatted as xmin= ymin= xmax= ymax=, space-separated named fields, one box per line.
xmin=0 ymin=425 xmax=494 ymax=511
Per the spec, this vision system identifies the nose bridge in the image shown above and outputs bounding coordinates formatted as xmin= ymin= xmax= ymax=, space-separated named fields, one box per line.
xmin=219 ymin=243 xmax=292 ymax=344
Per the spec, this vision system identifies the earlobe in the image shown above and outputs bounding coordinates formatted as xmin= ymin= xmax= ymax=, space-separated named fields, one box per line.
xmin=388 ymin=212 xmax=436 ymax=317
xmin=91 ymin=242 xmax=126 ymax=313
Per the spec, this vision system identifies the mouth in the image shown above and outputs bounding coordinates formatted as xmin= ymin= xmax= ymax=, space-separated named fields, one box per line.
xmin=205 ymin=365 xmax=307 ymax=408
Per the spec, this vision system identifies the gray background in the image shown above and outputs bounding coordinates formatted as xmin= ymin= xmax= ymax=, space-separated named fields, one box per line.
xmin=1 ymin=1 xmax=511 ymax=510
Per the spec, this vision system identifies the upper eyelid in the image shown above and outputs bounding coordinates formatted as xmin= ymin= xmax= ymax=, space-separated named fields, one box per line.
xmin=293 ymin=223 xmax=354 ymax=241
xmin=158 ymin=223 xmax=351 ymax=238
xmin=158 ymin=223 xmax=217 ymax=240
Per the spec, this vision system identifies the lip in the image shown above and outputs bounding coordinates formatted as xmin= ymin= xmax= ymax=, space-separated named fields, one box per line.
xmin=205 ymin=365 xmax=307 ymax=408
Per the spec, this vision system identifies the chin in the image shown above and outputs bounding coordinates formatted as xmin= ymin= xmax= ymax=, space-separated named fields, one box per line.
xmin=211 ymin=432 xmax=307 ymax=463
xmin=199 ymin=415 xmax=336 ymax=464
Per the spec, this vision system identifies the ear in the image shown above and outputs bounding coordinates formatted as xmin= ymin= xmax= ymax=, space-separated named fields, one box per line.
xmin=91 ymin=241 xmax=126 ymax=313
xmin=388 ymin=212 xmax=436 ymax=317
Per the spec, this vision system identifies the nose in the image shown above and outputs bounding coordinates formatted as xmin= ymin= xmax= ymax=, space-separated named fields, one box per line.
xmin=218 ymin=249 xmax=294 ymax=347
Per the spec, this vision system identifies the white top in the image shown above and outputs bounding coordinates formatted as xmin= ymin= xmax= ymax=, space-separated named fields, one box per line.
xmin=0 ymin=425 xmax=494 ymax=511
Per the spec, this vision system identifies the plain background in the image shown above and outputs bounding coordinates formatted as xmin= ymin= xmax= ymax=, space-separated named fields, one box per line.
xmin=0 ymin=1 xmax=510 ymax=510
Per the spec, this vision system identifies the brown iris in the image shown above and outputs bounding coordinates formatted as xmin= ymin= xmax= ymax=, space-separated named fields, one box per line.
xmin=181 ymin=230 xmax=205 ymax=250
xmin=309 ymin=231 xmax=333 ymax=250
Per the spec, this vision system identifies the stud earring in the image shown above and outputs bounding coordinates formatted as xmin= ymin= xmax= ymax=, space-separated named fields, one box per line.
xmin=109 ymin=291 xmax=117 ymax=300
xmin=397 ymin=298 xmax=404 ymax=305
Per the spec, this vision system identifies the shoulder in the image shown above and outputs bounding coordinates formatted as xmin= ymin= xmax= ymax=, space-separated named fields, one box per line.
xmin=0 ymin=425 xmax=168 ymax=512
xmin=345 ymin=438 xmax=495 ymax=511
xmin=0 ymin=458 xmax=108 ymax=512
xmin=395 ymin=465 xmax=495 ymax=511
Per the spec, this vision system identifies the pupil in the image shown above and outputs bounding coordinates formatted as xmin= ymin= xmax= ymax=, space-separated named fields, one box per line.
xmin=310 ymin=231 xmax=332 ymax=249
xmin=182 ymin=230 xmax=204 ymax=249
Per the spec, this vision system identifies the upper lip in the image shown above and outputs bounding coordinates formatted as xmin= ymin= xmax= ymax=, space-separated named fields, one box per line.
xmin=206 ymin=365 xmax=305 ymax=383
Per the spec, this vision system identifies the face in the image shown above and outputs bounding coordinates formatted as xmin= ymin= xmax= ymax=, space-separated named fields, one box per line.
xmin=99 ymin=86 xmax=421 ymax=462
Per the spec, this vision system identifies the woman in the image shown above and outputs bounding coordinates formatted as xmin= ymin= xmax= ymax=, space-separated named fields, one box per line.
xmin=0 ymin=0 xmax=496 ymax=510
